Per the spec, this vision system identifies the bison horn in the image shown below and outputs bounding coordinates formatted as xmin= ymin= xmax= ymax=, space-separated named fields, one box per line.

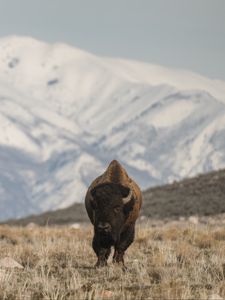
xmin=122 ymin=188 xmax=133 ymax=204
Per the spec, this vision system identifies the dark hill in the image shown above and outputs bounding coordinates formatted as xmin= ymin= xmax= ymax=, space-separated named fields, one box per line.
xmin=143 ymin=168 xmax=225 ymax=219
xmin=5 ymin=203 xmax=88 ymax=226
xmin=4 ymin=168 xmax=225 ymax=226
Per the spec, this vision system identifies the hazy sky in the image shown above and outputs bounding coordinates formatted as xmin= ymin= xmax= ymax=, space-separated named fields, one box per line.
xmin=0 ymin=0 xmax=225 ymax=79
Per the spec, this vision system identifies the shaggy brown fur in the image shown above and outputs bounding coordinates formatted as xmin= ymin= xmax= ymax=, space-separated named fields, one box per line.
xmin=85 ymin=160 xmax=142 ymax=267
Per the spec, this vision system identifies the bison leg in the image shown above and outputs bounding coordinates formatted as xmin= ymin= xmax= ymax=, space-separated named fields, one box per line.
xmin=113 ymin=225 xmax=135 ymax=265
xmin=92 ymin=235 xmax=111 ymax=267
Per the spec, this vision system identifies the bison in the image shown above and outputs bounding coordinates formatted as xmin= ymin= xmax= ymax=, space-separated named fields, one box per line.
xmin=85 ymin=160 xmax=142 ymax=267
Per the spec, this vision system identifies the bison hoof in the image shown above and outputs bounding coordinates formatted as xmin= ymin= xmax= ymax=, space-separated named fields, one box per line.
xmin=112 ymin=259 xmax=127 ymax=271
xmin=95 ymin=259 xmax=107 ymax=268
xmin=113 ymin=252 xmax=124 ymax=264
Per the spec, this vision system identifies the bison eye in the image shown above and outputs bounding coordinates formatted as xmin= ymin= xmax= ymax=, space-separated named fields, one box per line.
xmin=113 ymin=206 xmax=121 ymax=214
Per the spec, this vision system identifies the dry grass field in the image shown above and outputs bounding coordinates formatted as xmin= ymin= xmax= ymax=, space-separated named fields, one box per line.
xmin=0 ymin=222 xmax=225 ymax=300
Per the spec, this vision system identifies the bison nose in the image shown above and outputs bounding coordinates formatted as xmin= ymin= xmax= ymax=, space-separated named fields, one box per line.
xmin=97 ymin=222 xmax=111 ymax=232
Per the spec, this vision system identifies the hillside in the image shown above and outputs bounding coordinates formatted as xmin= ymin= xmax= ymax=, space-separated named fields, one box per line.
xmin=5 ymin=168 xmax=225 ymax=226
xmin=1 ymin=36 xmax=225 ymax=220
xmin=143 ymin=168 xmax=225 ymax=219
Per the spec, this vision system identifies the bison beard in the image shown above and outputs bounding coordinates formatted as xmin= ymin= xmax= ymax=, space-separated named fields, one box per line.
xmin=85 ymin=160 xmax=142 ymax=268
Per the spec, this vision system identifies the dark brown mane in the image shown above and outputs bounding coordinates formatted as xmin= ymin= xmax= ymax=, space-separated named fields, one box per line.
xmin=95 ymin=184 xmax=122 ymax=206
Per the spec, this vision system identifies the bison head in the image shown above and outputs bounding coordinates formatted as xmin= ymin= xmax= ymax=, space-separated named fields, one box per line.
xmin=90 ymin=182 xmax=134 ymax=243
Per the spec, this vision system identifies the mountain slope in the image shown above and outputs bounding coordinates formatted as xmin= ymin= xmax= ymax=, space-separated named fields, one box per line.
xmin=0 ymin=36 xmax=225 ymax=221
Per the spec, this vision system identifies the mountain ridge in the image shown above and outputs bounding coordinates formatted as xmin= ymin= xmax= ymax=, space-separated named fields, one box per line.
xmin=0 ymin=36 xmax=225 ymax=220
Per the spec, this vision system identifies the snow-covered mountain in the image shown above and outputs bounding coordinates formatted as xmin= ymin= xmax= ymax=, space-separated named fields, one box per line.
xmin=0 ymin=36 xmax=225 ymax=221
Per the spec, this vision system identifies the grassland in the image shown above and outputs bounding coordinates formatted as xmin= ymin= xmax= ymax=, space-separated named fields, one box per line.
xmin=0 ymin=222 xmax=225 ymax=300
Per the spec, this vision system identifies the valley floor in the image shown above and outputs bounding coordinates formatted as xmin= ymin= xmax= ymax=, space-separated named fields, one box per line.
xmin=0 ymin=222 xmax=225 ymax=299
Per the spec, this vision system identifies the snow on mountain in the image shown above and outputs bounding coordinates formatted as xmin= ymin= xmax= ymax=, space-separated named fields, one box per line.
xmin=0 ymin=35 xmax=225 ymax=221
